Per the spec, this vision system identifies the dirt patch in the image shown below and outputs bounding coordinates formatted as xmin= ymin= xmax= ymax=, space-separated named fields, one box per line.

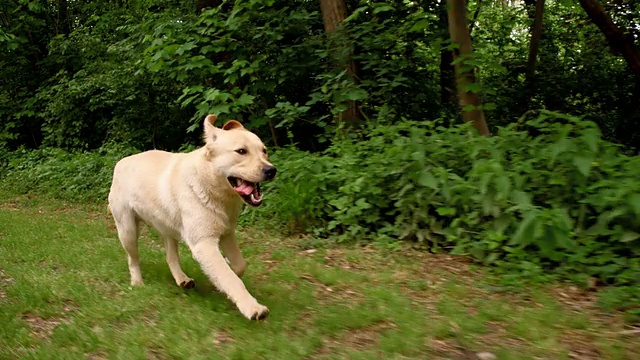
xmin=559 ymin=331 xmax=602 ymax=360
xmin=310 ymin=321 xmax=396 ymax=358
xmin=0 ymin=269 xmax=15 ymax=300
xmin=0 ymin=269 xmax=15 ymax=284
xmin=344 ymin=321 xmax=396 ymax=349
xmin=85 ymin=352 xmax=108 ymax=360
xmin=474 ymin=321 xmax=526 ymax=353
xmin=21 ymin=300 xmax=79 ymax=340
xmin=22 ymin=313 xmax=68 ymax=340
xmin=0 ymin=201 xmax=20 ymax=210
xmin=145 ymin=347 xmax=170 ymax=360
xmin=212 ymin=330 xmax=234 ymax=348
xmin=62 ymin=299 xmax=79 ymax=314
xmin=299 ymin=273 xmax=363 ymax=302
xmin=428 ymin=338 xmax=473 ymax=359
xmin=286 ymin=310 xmax=315 ymax=336
xmin=550 ymin=285 xmax=599 ymax=313
xmin=320 ymin=249 xmax=362 ymax=271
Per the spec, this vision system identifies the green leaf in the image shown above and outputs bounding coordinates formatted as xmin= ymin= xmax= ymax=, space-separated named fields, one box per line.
xmin=373 ymin=5 xmax=394 ymax=14
xmin=210 ymin=104 xmax=231 ymax=114
xmin=538 ymin=226 xmax=557 ymax=255
xmin=417 ymin=171 xmax=438 ymax=189
xmin=462 ymin=82 xmax=483 ymax=93
xmin=627 ymin=194 xmax=640 ymax=215
xmin=620 ymin=232 xmax=640 ymax=243
xmin=235 ymin=93 xmax=254 ymax=106
xmin=409 ymin=19 xmax=430 ymax=32
xmin=436 ymin=207 xmax=456 ymax=216
xmin=509 ymin=212 xmax=538 ymax=246
xmin=483 ymin=102 xmax=497 ymax=111
xmin=345 ymin=88 xmax=368 ymax=101
xmin=462 ymin=104 xmax=477 ymax=112
xmin=549 ymin=138 xmax=572 ymax=165
xmin=573 ymin=156 xmax=593 ymax=177
xmin=344 ymin=6 xmax=367 ymax=22
xmin=484 ymin=252 xmax=499 ymax=264
xmin=581 ymin=128 xmax=600 ymax=152
xmin=176 ymin=41 xmax=197 ymax=55
xmin=355 ymin=198 xmax=372 ymax=209
xmin=511 ymin=190 xmax=531 ymax=207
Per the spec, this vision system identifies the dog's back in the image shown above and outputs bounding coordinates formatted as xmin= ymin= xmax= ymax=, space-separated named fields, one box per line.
xmin=109 ymin=150 xmax=171 ymax=211
xmin=108 ymin=149 xmax=190 ymax=231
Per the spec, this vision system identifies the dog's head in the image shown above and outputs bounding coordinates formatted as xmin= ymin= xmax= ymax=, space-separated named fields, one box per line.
xmin=202 ymin=114 xmax=276 ymax=207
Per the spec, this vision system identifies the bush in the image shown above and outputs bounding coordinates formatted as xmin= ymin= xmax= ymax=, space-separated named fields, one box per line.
xmin=253 ymin=111 xmax=640 ymax=293
xmin=0 ymin=143 xmax=138 ymax=203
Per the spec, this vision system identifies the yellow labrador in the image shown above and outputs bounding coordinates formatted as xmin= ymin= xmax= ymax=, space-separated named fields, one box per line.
xmin=108 ymin=114 xmax=275 ymax=320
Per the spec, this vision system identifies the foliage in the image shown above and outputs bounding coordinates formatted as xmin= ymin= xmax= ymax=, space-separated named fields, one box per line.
xmin=2 ymin=0 xmax=639 ymax=151
xmin=0 ymin=144 xmax=138 ymax=203
xmin=252 ymin=112 xmax=640 ymax=296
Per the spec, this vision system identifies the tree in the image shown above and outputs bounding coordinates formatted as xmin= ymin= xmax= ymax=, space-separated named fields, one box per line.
xmin=524 ymin=0 xmax=545 ymax=108
xmin=318 ymin=0 xmax=361 ymax=124
xmin=578 ymin=0 xmax=640 ymax=79
xmin=439 ymin=1 xmax=456 ymax=109
xmin=446 ymin=0 xmax=490 ymax=136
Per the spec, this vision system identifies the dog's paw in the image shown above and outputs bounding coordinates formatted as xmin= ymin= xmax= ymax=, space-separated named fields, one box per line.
xmin=239 ymin=302 xmax=270 ymax=321
xmin=179 ymin=279 xmax=196 ymax=289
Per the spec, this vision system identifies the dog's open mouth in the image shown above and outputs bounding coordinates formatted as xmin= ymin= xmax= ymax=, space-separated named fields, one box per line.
xmin=228 ymin=177 xmax=263 ymax=207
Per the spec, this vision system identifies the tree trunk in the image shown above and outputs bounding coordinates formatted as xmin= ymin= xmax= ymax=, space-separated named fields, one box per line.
xmin=577 ymin=0 xmax=640 ymax=78
xmin=439 ymin=3 xmax=456 ymax=109
xmin=524 ymin=0 xmax=545 ymax=109
xmin=57 ymin=0 xmax=70 ymax=35
xmin=319 ymin=0 xmax=360 ymax=124
xmin=447 ymin=0 xmax=490 ymax=136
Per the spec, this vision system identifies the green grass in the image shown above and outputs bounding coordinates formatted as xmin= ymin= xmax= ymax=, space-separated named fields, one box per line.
xmin=0 ymin=190 xmax=638 ymax=360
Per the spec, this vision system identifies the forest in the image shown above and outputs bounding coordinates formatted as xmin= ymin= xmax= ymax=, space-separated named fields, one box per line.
xmin=1 ymin=0 xmax=640 ymax=324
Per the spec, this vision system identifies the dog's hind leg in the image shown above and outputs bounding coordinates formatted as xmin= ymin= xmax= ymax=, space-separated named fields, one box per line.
xmin=113 ymin=210 xmax=143 ymax=286
xmin=163 ymin=236 xmax=195 ymax=289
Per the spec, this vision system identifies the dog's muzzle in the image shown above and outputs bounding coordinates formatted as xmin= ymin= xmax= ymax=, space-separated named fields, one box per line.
xmin=263 ymin=165 xmax=277 ymax=181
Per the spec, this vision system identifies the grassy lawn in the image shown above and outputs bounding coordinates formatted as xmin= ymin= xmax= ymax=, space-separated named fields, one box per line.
xmin=0 ymin=190 xmax=638 ymax=360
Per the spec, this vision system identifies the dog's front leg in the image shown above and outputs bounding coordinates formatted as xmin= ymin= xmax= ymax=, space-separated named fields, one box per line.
xmin=220 ymin=232 xmax=247 ymax=277
xmin=189 ymin=238 xmax=269 ymax=320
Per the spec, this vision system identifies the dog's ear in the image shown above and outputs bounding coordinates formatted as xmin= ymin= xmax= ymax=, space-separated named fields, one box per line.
xmin=222 ymin=120 xmax=244 ymax=131
xmin=203 ymin=114 xmax=218 ymax=142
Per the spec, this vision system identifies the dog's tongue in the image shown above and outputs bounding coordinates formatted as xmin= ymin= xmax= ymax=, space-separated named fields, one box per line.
xmin=235 ymin=181 xmax=254 ymax=196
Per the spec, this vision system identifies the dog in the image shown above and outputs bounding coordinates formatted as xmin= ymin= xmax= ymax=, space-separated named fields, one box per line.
xmin=108 ymin=114 xmax=276 ymax=320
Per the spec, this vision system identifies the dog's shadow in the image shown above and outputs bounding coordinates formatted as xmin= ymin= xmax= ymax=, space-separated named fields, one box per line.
xmin=140 ymin=259 xmax=230 ymax=303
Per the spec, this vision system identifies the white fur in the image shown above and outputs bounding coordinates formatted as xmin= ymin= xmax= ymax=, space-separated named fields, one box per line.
xmin=108 ymin=115 xmax=273 ymax=320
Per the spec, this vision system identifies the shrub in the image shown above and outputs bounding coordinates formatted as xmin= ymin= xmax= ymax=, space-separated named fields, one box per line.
xmin=0 ymin=143 xmax=138 ymax=203
xmin=252 ymin=111 xmax=640 ymax=293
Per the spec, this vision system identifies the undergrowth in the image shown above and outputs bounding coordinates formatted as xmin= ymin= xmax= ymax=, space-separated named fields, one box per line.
xmin=254 ymin=111 xmax=640 ymax=321
xmin=1 ymin=111 xmax=638 ymax=321
xmin=0 ymin=143 xmax=137 ymax=203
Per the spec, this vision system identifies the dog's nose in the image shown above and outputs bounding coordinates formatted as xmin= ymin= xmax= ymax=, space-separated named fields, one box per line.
xmin=263 ymin=165 xmax=277 ymax=180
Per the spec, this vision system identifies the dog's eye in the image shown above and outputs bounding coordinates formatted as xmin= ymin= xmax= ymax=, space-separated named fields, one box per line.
xmin=263 ymin=148 xmax=267 ymax=155
xmin=235 ymin=149 xmax=247 ymax=155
